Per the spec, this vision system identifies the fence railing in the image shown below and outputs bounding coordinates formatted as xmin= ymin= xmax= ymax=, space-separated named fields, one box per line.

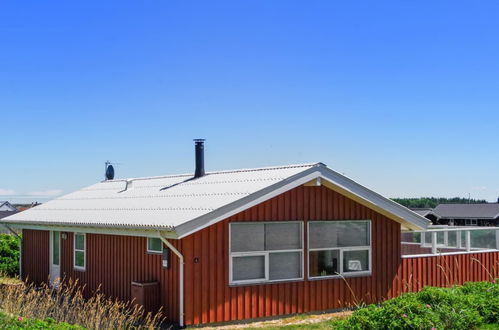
xmin=401 ymin=226 xmax=499 ymax=258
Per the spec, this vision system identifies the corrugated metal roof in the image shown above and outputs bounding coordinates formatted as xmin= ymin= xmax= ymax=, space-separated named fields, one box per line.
xmin=2 ymin=162 xmax=430 ymax=235
xmin=2 ymin=163 xmax=319 ymax=230
xmin=0 ymin=211 xmax=17 ymax=220
xmin=433 ymin=203 xmax=499 ymax=219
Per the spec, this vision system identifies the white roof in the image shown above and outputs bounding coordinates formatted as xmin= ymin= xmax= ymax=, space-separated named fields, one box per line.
xmin=2 ymin=163 xmax=429 ymax=237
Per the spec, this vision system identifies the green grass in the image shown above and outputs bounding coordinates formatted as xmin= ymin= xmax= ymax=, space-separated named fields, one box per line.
xmin=0 ymin=311 xmax=82 ymax=329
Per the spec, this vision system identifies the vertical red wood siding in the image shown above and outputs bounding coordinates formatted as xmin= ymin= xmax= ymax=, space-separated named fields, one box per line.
xmin=181 ymin=185 xmax=402 ymax=325
xmin=19 ymin=185 xmax=499 ymax=326
xmin=59 ymin=233 xmax=181 ymax=322
xmin=21 ymin=229 xmax=49 ymax=285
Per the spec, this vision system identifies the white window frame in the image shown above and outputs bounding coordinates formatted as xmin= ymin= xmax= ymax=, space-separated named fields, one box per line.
xmin=229 ymin=221 xmax=304 ymax=286
xmin=74 ymin=232 xmax=86 ymax=271
xmin=465 ymin=219 xmax=477 ymax=226
xmin=146 ymin=237 xmax=163 ymax=254
xmin=308 ymin=220 xmax=372 ymax=280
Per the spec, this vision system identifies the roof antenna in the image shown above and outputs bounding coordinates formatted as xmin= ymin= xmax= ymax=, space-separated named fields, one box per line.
xmin=105 ymin=161 xmax=115 ymax=180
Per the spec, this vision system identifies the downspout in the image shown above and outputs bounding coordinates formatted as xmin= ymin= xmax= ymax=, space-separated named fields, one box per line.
xmin=4 ymin=225 xmax=22 ymax=278
xmin=158 ymin=232 xmax=184 ymax=328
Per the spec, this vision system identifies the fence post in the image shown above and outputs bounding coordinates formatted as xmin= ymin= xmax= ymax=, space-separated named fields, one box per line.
xmin=431 ymin=231 xmax=437 ymax=254
xmin=465 ymin=230 xmax=471 ymax=252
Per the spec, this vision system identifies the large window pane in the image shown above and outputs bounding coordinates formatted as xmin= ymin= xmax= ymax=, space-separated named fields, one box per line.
xmin=265 ymin=223 xmax=301 ymax=250
xmin=232 ymin=255 xmax=265 ymax=281
xmin=269 ymin=252 xmax=301 ymax=280
xmin=309 ymin=250 xmax=339 ymax=277
xmin=343 ymin=250 xmax=369 ymax=273
xmin=309 ymin=221 xmax=369 ymax=249
xmin=309 ymin=222 xmax=339 ymax=249
xmin=231 ymin=223 xmax=264 ymax=252
xmin=337 ymin=222 xmax=369 ymax=247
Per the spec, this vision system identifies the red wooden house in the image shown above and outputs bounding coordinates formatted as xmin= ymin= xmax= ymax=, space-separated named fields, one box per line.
xmin=3 ymin=141 xmax=498 ymax=327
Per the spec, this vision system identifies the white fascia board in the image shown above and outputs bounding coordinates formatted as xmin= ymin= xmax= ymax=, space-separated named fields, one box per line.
xmin=4 ymin=223 xmax=177 ymax=239
xmin=317 ymin=167 xmax=430 ymax=230
xmin=175 ymin=167 xmax=323 ymax=238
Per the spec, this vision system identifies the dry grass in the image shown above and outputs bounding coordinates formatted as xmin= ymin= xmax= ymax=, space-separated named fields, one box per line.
xmin=0 ymin=278 xmax=165 ymax=329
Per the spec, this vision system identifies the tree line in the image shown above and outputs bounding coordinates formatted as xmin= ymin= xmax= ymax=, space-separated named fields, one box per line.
xmin=391 ymin=197 xmax=487 ymax=209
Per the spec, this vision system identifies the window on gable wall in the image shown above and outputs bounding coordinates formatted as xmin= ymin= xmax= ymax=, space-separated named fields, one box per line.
xmin=229 ymin=222 xmax=303 ymax=285
xmin=308 ymin=220 xmax=371 ymax=278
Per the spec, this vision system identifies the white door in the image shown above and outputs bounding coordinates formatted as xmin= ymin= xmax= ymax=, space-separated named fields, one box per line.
xmin=49 ymin=231 xmax=61 ymax=286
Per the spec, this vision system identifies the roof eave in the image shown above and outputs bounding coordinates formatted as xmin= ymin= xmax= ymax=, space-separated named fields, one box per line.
xmin=1 ymin=220 xmax=177 ymax=239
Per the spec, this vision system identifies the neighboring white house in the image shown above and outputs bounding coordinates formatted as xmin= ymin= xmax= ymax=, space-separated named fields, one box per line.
xmin=0 ymin=201 xmax=17 ymax=212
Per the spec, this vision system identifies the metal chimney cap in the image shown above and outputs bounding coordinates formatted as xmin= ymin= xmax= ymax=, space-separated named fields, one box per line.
xmin=194 ymin=139 xmax=205 ymax=178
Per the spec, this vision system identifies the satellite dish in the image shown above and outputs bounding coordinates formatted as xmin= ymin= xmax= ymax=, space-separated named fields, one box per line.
xmin=105 ymin=165 xmax=115 ymax=180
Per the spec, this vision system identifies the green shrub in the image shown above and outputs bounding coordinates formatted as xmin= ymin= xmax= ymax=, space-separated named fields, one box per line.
xmin=332 ymin=281 xmax=499 ymax=330
xmin=0 ymin=234 xmax=20 ymax=277
xmin=334 ymin=293 xmax=441 ymax=330
xmin=415 ymin=287 xmax=482 ymax=329
xmin=455 ymin=281 xmax=499 ymax=323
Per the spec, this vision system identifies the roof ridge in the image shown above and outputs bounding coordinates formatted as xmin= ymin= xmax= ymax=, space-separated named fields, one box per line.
xmin=103 ymin=162 xmax=323 ymax=183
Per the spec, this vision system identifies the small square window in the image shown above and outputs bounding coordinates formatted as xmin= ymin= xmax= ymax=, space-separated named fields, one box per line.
xmin=147 ymin=238 xmax=163 ymax=254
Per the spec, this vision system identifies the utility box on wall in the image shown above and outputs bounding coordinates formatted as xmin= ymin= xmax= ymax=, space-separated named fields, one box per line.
xmin=131 ymin=281 xmax=160 ymax=314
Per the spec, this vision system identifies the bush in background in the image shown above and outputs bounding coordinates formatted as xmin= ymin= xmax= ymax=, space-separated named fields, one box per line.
xmin=0 ymin=234 xmax=20 ymax=277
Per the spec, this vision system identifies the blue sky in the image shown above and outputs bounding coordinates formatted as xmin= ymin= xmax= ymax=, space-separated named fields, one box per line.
xmin=1 ymin=1 xmax=498 ymax=203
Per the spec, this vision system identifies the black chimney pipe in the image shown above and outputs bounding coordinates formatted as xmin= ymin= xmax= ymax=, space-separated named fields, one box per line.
xmin=194 ymin=139 xmax=205 ymax=178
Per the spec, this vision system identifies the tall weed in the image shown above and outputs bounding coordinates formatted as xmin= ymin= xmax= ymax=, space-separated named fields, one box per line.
xmin=0 ymin=278 xmax=164 ymax=329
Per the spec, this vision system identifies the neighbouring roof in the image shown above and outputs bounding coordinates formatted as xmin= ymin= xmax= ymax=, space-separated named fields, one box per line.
xmin=1 ymin=163 xmax=429 ymax=237
xmin=410 ymin=208 xmax=439 ymax=218
xmin=433 ymin=203 xmax=499 ymax=220
xmin=0 ymin=201 xmax=17 ymax=212
xmin=0 ymin=211 xmax=17 ymax=220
